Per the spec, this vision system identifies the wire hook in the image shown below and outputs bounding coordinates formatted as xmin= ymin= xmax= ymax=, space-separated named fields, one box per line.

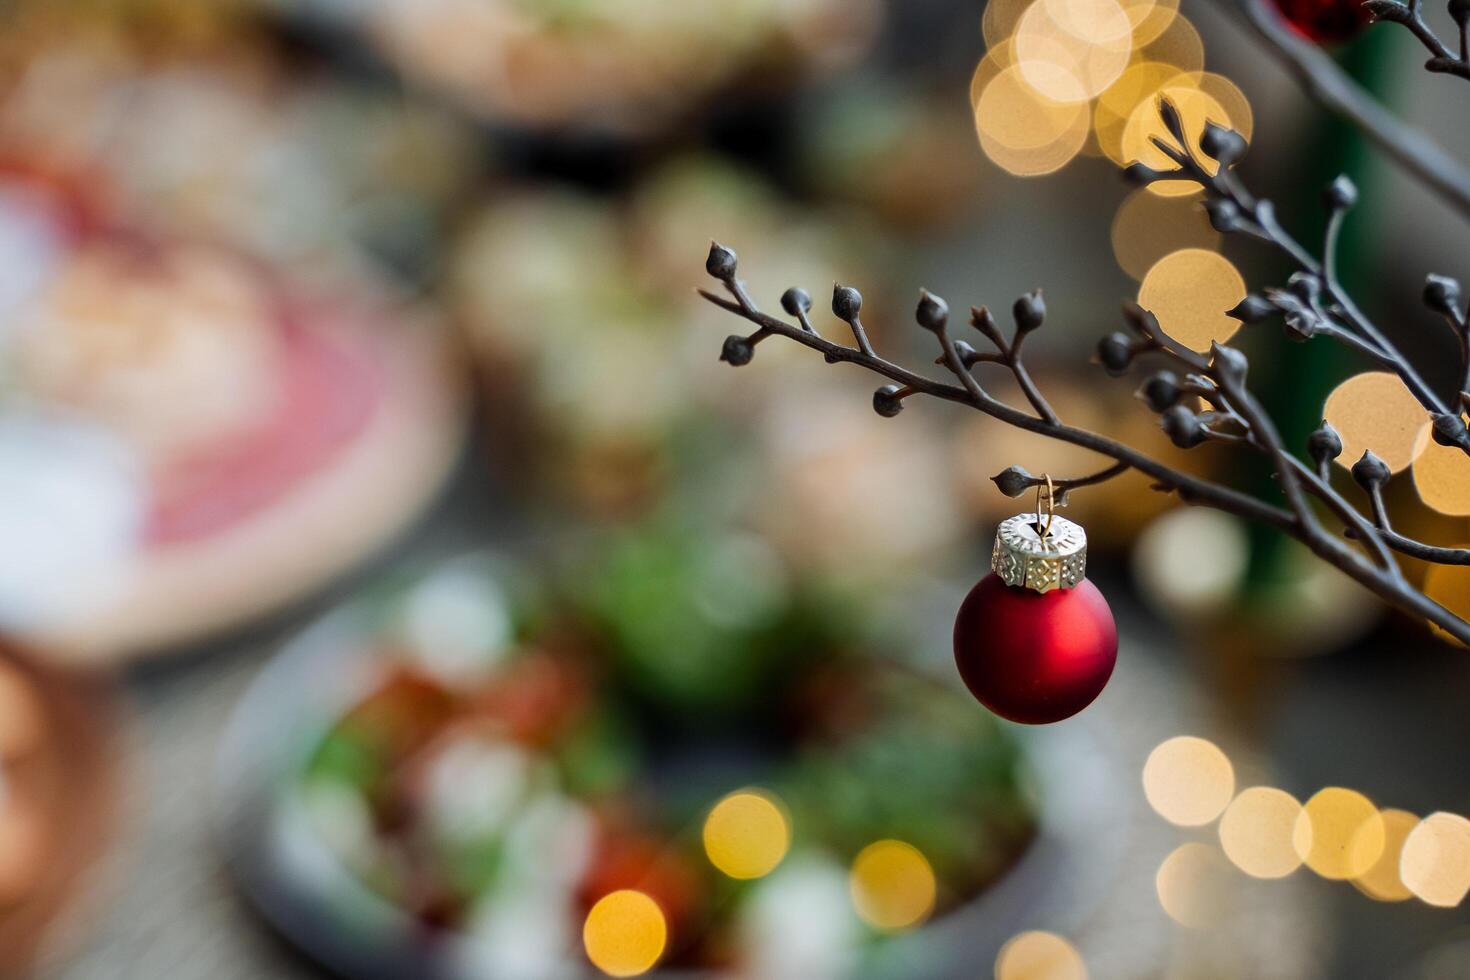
xmin=1035 ymin=473 xmax=1055 ymax=539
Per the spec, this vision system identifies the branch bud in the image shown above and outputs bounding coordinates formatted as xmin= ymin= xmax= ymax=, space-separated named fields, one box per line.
xmin=1350 ymin=450 xmax=1391 ymax=489
xmin=1138 ymin=370 xmax=1182 ymax=412
xmin=1203 ymin=198 xmax=1244 ymax=233
xmin=832 ymin=283 xmax=862 ymax=321
xmin=1199 ymin=123 xmax=1247 ymax=166
xmin=1227 ymin=294 xmax=1277 ymax=324
xmin=1209 ymin=342 xmax=1249 ymax=387
xmin=1452 ymin=0 xmax=1470 ymax=26
xmin=1097 ymin=332 xmax=1135 ymax=375
xmin=720 ymin=334 xmax=754 ymax=366
xmin=1307 ymin=421 xmax=1343 ymax=464
xmin=873 ymin=385 xmax=905 ymax=418
xmin=1157 ymin=96 xmax=1185 ymax=143
xmin=1161 ymin=404 xmax=1207 ymax=448
xmin=1432 ymin=412 xmax=1470 ymax=448
xmin=1013 ymin=290 xmax=1046 ymax=333
xmin=916 ymin=289 xmax=949 ymax=332
xmin=992 ymin=465 xmax=1035 ymax=498
xmin=781 ymin=286 xmax=812 ymax=316
xmin=1323 ymin=175 xmax=1358 ymax=211
xmin=706 ymin=241 xmax=738 ymax=280
xmin=1424 ymin=274 xmax=1463 ymax=318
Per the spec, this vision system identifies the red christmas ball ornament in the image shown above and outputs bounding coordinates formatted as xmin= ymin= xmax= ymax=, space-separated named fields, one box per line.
xmin=954 ymin=507 xmax=1117 ymax=725
xmin=1271 ymin=0 xmax=1372 ymax=44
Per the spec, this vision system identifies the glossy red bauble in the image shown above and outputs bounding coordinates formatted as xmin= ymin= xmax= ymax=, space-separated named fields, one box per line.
xmin=953 ymin=573 xmax=1118 ymax=725
xmin=1271 ymin=0 xmax=1372 ymax=44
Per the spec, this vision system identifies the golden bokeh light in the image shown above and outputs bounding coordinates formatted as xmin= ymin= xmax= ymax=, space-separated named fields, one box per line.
xmin=1424 ymin=561 xmax=1470 ymax=646
xmin=971 ymin=45 xmax=1017 ymax=108
xmin=1142 ymin=735 xmax=1235 ymax=826
xmin=1401 ymin=811 xmax=1470 ymax=907
xmin=583 ymin=890 xmax=668 ymax=978
xmin=1015 ymin=0 xmax=1134 ymax=104
xmin=1137 ymin=15 xmax=1205 ymax=74
xmin=995 ymin=930 xmax=1089 ymax=980
xmin=1094 ymin=61 xmax=1188 ymax=165
xmin=1127 ymin=0 xmax=1182 ymax=47
xmin=703 ymin=789 xmax=791 ymax=880
xmin=1322 ymin=371 xmax=1430 ymax=474
xmin=1353 ymin=808 xmax=1418 ymax=902
xmin=1219 ymin=786 xmax=1305 ymax=879
xmin=1110 ymin=189 xmax=1220 ymax=280
xmin=1292 ymin=787 xmax=1385 ymax=880
xmin=849 ymin=839 xmax=937 ymax=932
xmin=975 ymin=65 xmax=1091 ymax=176
xmin=1156 ymin=842 xmax=1230 ymax=928
xmin=1413 ymin=429 xmax=1470 ymax=515
xmin=984 ymin=0 xmax=1038 ymax=49
xmin=1136 ymin=248 xmax=1246 ymax=352
xmin=1133 ymin=507 xmax=1250 ymax=617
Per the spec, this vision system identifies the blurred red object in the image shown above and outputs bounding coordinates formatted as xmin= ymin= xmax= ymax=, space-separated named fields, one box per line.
xmin=0 ymin=643 xmax=122 ymax=974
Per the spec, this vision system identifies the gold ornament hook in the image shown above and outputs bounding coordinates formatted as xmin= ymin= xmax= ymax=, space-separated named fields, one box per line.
xmin=1036 ymin=473 xmax=1055 ymax=539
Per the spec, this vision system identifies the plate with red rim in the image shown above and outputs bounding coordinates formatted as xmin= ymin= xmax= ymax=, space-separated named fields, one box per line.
xmin=0 ymin=166 xmax=469 ymax=663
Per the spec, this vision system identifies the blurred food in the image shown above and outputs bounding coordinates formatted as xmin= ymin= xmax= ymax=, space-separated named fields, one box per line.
xmin=277 ymin=0 xmax=881 ymax=133
xmin=0 ymin=167 xmax=467 ymax=660
xmin=453 ymin=157 xmax=880 ymax=521
xmin=223 ymin=551 xmax=1034 ymax=978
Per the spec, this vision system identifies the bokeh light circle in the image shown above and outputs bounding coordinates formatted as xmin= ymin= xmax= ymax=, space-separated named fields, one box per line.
xmin=1292 ymin=787 xmax=1385 ymax=880
xmin=849 ymin=839 xmax=937 ymax=932
xmin=975 ymin=65 xmax=1091 ymax=177
xmin=995 ymin=930 xmax=1088 ymax=979
xmin=1219 ymin=786 xmax=1306 ymax=879
xmin=1133 ymin=508 xmax=1250 ymax=618
xmin=1015 ymin=0 xmax=1134 ymax=104
xmin=1322 ymin=371 xmax=1429 ymax=474
xmin=1353 ymin=808 xmax=1419 ymax=902
xmin=1401 ymin=811 xmax=1470 ymax=907
xmin=1136 ymin=248 xmax=1246 ymax=352
xmin=1412 ymin=430 xmax=1470 ymax=515
xmin=1156 ymin=842 xmax=1231 ymax=928
xmin=703 ymin=789 xmax=791 ymax=880
xmin=583 ymin=890 xmax=668 ymax=977
xmin=1111 ymin=189 xmax=1220 ymax=280
xmin=1142 ymin=735 xmax=1235 ymax=826
xmin=1137 ymin=15 xmax=1205 ymax=74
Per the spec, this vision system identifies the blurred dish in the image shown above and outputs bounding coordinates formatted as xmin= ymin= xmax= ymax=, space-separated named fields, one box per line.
xmin=0 ymin=169 xmax=467 ymax=662
xmin=0 ymin=642 xmax=122 ymax=974
xmin=217 ymin=548 xmax=1038 ymax=978
xmin=274 ymin=0 xmax=881 ymax=135
xmin=452 ymin=158 xmax=881 ymax=523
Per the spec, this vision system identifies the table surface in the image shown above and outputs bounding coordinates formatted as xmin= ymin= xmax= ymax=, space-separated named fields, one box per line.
xmin=37 ymin=453 xmax=1470 ymax=980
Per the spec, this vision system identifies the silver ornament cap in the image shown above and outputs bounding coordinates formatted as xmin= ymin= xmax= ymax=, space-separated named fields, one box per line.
xmin=991 ymin=512 xmax=1087 ymax=593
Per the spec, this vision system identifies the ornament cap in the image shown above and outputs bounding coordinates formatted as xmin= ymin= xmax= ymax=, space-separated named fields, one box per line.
xmin=991 ymin=512 xmax=1087 ymax=593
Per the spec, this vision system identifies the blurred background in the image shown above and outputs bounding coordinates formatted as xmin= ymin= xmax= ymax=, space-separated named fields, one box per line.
xmin=1 ymin=0 xmax=1469 ymax=977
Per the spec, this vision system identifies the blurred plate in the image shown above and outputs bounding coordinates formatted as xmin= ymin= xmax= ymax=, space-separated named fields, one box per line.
xmin=213 ymin=573 xmax=1128 ymax=979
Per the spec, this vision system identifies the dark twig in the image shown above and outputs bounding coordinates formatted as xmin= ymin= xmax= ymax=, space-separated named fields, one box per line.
xmin=1214 ymin=0 xmax=1470 ymax=218
xmin=1134 ymin=103 xmax=1462 ymax=436
xmin=1363 ymin=0 xmax=1470 ymax=80
xmin=699 ymin=94 xmax=1470 ymax=645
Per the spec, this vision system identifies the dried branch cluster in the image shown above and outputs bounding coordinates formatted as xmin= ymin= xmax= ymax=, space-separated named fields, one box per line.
xmin=700 ymin=96 xmax=1470 ymax=646
xmin=1367 ymin=0 xmax=1470 ymax=80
